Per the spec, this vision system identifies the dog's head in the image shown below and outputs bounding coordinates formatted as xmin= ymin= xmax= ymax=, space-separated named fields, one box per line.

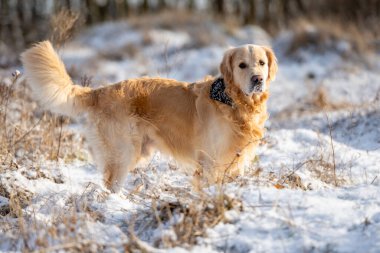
xmin=220 ymin=44 xmax=278 ymax=96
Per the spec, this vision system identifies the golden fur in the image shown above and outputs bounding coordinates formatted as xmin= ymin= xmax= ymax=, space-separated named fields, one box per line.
xmin=21 ymin=41 xmax=277 ymax=192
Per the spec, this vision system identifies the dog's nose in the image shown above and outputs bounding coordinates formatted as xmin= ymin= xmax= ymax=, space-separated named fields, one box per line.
xmin=251 ymin=75 xmax=263 ymax=85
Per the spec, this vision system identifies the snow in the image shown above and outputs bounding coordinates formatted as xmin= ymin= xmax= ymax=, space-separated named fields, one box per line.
xmin=1 ymin=20 xmax=380 ymax=252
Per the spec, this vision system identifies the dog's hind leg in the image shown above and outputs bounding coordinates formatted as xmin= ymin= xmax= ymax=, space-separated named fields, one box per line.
xmin=103 ymin=141 xmax=142 ymax=193
xmin=97 ymin=125 xmax=143 ymax=193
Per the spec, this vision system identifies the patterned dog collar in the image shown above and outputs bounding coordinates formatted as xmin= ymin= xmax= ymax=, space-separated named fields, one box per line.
xmin=210 ymin=78 xmax=233 ymax=107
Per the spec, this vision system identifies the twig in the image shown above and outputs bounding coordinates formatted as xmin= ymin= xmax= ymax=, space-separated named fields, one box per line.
xmin=56 ymin=116 xmax=64 ymax=161
xmin=31 ymin=240 xmax=129 ymax=253
xmin=163 ymin=41 xmax=170 ymax=77
xmin=280 ymin=160 xmax=309 ymax=185
xmin=128 ymin=215 xmax=165 ymax=253
xmin=325 ymin=112 xmax=338 ymax=186
xmin=12 ymin=117 xmax=43 ymax=146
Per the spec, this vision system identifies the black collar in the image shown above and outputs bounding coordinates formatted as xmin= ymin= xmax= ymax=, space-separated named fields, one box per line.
xmin=210 ymin=78 xmax=233 ymax=107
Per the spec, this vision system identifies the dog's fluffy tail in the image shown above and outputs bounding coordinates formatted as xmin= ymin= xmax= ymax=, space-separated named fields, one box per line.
xmin=21 ymin=41 xmax=92 ymax=117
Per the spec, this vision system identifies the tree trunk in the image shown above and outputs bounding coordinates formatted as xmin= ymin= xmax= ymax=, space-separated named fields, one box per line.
xmin=244 ymin=0 xmax=256 ymax=24
xmin=214 ymin=0 xmax=224 ymax=15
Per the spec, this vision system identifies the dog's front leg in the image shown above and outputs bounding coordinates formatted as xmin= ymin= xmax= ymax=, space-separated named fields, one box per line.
xmin=192 ymin=151 xmax=219 ymax=190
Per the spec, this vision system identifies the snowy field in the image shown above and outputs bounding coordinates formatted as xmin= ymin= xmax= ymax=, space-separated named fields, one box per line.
xmin=1 ymin=19 xmax=380 ymax=252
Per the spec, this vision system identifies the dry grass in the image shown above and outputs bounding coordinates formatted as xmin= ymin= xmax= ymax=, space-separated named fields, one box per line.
xmin=0 ymin=72 xmax=86 ymax=167
xmin=129 ymin=187 xmax=243 ymax=250
xmin=286 ymin=18 xmax=375 ymax=58
xmin=0 ymin=70 xmax=86 ymax=180
xmin=0 ymin=69 xmax=90 ymax=248
xmin=308 ymin=86 xmax=356 ymax=112
xmin=1 ymin=206 xmax=128 ymax=252
xmin=129 ymin=10 xmax=226 ymax=48
xmin=0 ymin=70 xmax=87 ymax=222
xmin=305 ymin=157 xmax=343 ymax=186
xmin=50 ymin=9 xmax=84 ymax=48
xmin=128 ymin=10 xmax=205 ymax=31
xmin=267 ymin=109 xmax=351 ymax=189
xmin=301 ymin=127 xmax=347 ymax=187
xmin=0 ymin=180 xmax=130 ymax=252
xmin=272 ymin=145 xmax=346 ymax=190
xmin=273 ymin=85 xmax=356 ymax=123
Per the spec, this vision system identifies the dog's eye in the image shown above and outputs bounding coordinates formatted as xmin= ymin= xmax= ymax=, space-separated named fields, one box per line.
xmin=259 ymin=60 xmax=265 ymax=66
xmin=239 ymin=62 xmax=247 ymax=69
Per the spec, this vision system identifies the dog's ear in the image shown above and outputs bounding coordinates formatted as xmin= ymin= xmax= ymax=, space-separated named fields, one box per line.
xmin=263 ymin=46 xmax=278 ymax=82
xmin=220 ymin=48 xmax=235 ymax=85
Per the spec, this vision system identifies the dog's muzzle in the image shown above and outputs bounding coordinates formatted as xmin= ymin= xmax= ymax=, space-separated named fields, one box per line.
xmin=250 ymin=75 xmax=264 ymax=93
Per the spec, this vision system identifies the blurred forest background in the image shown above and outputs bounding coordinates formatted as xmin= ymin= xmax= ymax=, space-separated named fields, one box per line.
xmin=1 ymin=0 xmax=379 ymax=58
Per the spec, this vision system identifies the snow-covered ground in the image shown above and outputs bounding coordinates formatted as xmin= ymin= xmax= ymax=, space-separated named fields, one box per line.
xmin=1 ymin=19 xmax=380 ymax=252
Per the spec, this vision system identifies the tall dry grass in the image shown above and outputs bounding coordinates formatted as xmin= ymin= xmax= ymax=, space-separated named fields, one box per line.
xmin=284 ymin=18 xmax=376 ymax=58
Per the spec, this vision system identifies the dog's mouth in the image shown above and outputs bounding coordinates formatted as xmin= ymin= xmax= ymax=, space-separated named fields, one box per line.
xmin=252 ymin=85 xmax=263 ymax=93
xmin=246 ymin=84 xmax=263 ymax=95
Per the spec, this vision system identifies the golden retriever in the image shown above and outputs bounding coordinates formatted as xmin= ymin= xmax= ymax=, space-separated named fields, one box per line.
xmin=21 ymin=41 xmax=277 ymax=192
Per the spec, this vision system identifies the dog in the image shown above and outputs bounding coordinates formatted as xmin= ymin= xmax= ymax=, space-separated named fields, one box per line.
xmin=21 ymin=41 xmax=277 ymax=192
